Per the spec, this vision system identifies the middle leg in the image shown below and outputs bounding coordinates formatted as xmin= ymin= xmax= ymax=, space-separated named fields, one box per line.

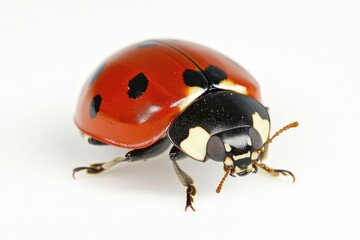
xmin=169 ymin=146 xmax=197 ymax=212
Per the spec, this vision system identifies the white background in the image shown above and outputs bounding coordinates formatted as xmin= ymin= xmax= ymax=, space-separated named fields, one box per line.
xmin=1 ymin=0 xmax=360 ymax=239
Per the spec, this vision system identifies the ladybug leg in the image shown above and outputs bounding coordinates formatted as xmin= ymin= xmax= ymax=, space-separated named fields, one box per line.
xmin=73 ymin=137 xmax=171 ymax=178
xmin=81 ymin=132 xmax=107 ymax=145
xmin=170 ymin=146 xmax=196 ymax=212
xmin=88 ymin=138 xmax=107 ymax=145
xmin=253 ymin=161 xmax=296 ymax=183
xmin=125 ymin=137 xmax=171 ymax=162
xmin=169 ymin=146 xmax=187 ymax=161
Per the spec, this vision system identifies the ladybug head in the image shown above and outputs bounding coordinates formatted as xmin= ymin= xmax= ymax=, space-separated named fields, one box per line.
xmin=207 ymin=121 xmax=299 ymax=193
xmin=206 ymin=126 xmax=265 ymax=177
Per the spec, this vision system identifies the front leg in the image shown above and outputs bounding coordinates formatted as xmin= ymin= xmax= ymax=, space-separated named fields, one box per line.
xmin=253 ymin=161 xmax=296 ymax=183
xmin=170 ymin=146 xmax=197 ymax=212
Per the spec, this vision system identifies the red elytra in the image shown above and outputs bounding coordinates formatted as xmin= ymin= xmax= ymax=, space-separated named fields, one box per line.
xmin=74 ymin=39 xmax=260 ymax=149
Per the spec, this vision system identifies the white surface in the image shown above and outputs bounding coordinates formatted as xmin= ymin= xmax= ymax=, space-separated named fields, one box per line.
xmin=1 ymin=1 xmax=360 ymax=239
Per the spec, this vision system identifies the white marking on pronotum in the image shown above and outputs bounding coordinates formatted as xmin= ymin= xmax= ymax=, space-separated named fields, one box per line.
xmin=233 ymin=152 xmax=251 ymax=161
xmin=215 ymin=80 xmax=248 ymax=95
xmin=252 ymin=112 xmax=270 ymax=144
xmin=224 ymin=143 xmax=232 ymax=152
xmin=180 ymin=126 xmax=211 ymax=161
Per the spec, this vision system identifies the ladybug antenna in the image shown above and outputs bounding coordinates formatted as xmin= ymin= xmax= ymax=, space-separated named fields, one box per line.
xmin=216 ymin=168 xmax=231 ymax=193
xmin=257 ymin=121 xmax=299 ymax=153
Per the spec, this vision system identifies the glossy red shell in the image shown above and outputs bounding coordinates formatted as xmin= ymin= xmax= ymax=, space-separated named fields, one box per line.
xmin=75 ymin=40 xmax=260 ymax=149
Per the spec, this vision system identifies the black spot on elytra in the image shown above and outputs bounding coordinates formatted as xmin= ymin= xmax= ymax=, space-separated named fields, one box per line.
xmin=182 ymin=69 xmax=207 ymax=88
xmin=204 ymin=65 xmax=227 ymax=85
xmin=90 ymin=95 xmax=102 ymax=118
xmin=137 ymin=41 xmax=158 ymax=48
xmin=128 ymin=73 xmax=149 ymax=99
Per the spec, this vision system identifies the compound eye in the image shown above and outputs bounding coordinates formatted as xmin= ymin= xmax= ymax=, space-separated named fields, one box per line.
xmin=249 ymin=128 xmax=263 ymax=150
xmin=206 ymin=136 xmax=226 ymax=162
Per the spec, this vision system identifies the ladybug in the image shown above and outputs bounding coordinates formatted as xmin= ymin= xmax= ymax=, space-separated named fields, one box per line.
xmin=73 ymin=39 xmax=298 ymax=211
